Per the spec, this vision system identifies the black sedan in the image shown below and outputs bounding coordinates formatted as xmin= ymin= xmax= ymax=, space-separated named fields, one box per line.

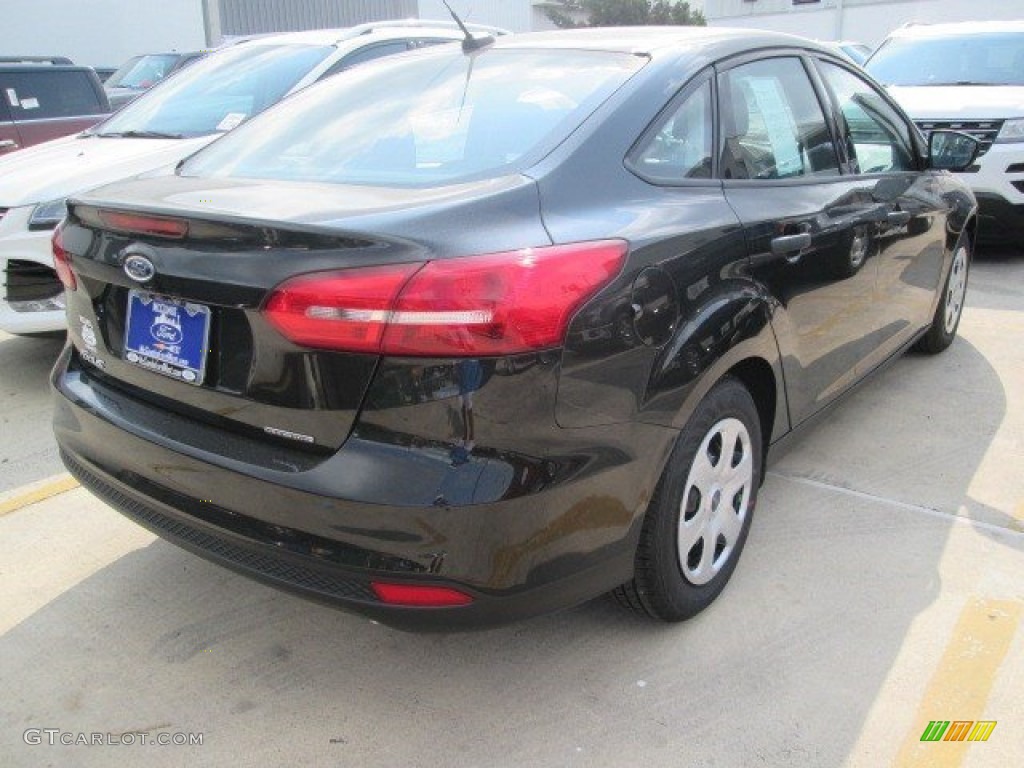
xmin=51 ymin=27 xmax=978 ymax=630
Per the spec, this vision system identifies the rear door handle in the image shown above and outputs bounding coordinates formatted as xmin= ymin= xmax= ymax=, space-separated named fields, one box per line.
xmin=887 ymin=210 xmax=911 ymax=225
xmin=771 ymin=233 xmax=812 ymax=259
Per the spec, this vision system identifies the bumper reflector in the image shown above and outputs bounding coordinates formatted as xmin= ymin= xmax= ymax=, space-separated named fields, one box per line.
xmin=370 ymin=582 xmax=474 ymax=607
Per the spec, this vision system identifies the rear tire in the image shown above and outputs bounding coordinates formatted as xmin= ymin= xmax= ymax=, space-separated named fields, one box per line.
xmin=914 ymin=231 xmax=971 ymax=354
xmin=613 ymin=376 xmax=762 ymax=622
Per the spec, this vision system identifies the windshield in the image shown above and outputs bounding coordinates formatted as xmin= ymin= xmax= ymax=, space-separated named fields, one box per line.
xmin=105 ymin=54 xmax=179 ymax=90
xmin=867 ymin=32 xmax=1024 ymax=86
xmin=92 ymin=44 xmax=333 ymax=139
xmin=180 ymin=48 xmax=644 ymax=186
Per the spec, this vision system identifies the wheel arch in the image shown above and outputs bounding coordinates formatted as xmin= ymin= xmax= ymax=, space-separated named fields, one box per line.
xmin=963 ymin=213 xmax=978 ymax=247
xmin=724 ymin=357 xmax=778 ymax=482
xmin=663 ymin=332 xmax=789 ymax=484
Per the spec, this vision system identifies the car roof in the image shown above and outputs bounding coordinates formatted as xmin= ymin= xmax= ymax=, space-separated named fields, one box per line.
xmin=492 ymin=26 xmax=836 ymax=58
xmin=133 ymin=51 xmax=204 ymax=57
xmin=0 ymin=55 xmax=74 ymax=65
xmin=887 ymin=20 xmax=1024 ymax=38
xmin=0 ymin=64 xmax=97 ymax=73
xmin=234 ymin=20 xmax=505 ymax=49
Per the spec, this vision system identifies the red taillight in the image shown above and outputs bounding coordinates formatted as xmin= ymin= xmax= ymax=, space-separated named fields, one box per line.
xmin=264 ymin=264 xmax=420 ymax=353
xmin=263 ymin=240 xmax=627 ymax=356
xmin=51 ymin=220 xmax=76 ymax=291
xmin=96 ymin=209 xmax=189 ymax=239
xmin=370 ymin=582 xmax=474 ymax=607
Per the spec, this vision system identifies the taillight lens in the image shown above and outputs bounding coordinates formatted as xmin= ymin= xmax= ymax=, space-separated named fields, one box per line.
xmin=51 ymin=220 xmax=76 ymax=291
xmin=264 ymin=240 xmax=627 ymax=356
xmin=264 ymin=264 xmax=420 ymax=353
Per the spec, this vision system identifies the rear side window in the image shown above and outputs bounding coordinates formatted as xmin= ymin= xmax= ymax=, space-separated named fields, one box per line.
xmin=818 ymin=61 xmax=915 ymax=173
xmin=718 ymin=57 xmax=839 ymax=180
xmin=319 ymin=41 xmax=413 ymax=80
xmin=629 ymin=79 xmax=713 ymax=182
xmin=4 ymin=71 xmax=103 ymax=119
xmin=340 ymin=42 xmax=411 ymax=70
xmin=182 ymin=48 xmax=645 ymax=187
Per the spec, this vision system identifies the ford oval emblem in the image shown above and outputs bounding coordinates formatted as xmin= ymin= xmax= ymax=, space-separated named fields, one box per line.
xmin=123 ymin=253 xmax=156 ymax=283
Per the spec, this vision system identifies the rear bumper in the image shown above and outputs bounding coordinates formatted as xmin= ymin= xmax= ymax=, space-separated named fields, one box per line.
xmin=53 ymin=345 xmax=675 ymax=630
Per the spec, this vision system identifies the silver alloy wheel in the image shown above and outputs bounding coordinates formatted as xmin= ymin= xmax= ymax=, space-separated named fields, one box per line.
xmin=677 ymin=417 xmax=753 ymax=586
xmin=849 ymin=228 xmax=868 ymax=270
xmin=944 ymin=244 xmax=969 ymax=334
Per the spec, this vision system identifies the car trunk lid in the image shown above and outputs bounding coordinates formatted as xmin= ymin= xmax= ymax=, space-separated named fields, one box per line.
xmin=61 ymin=174 xmax=549 ymax=453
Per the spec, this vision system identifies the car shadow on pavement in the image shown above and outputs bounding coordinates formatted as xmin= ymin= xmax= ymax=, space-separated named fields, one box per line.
xmin=0 ymin=334 xmax=1016 ymax=767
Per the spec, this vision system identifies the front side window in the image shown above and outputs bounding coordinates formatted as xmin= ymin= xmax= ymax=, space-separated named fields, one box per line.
xmin=718 ymin=57 xmax=839 ymax=180
xmin=867 ymin=32 xmax=1024 ymax=87
xmin=181 ymin=48 xmax=645 ymax=187
xmin=92 ymin=44 xmax=333 ymax=139
xmin=630 ymin=79 xmax=713 ymax=182
xmin=818 ymin=61 xmax=915 ymax=173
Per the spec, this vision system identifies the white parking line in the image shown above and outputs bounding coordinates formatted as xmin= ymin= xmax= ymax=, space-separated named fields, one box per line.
xmin=768 ymin=471 xmax=1024 ymax=537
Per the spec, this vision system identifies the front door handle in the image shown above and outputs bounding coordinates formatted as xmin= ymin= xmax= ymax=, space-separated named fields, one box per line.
xmin=887 ymin=210 xmax=911 ymax=225
xmin=771 ymin=233 xmax=812 ymax=259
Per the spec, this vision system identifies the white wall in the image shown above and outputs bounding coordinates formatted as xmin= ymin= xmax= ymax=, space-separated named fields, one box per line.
xmin=710 ymin=6 xmax=837 ymax=41
xmin=417 ymin=0 xmax=534 ymax=32
xmin=708 ymin=0 xmax=1024 ymax=47
xmin=3 ymin=0 xmax=207 ymax=67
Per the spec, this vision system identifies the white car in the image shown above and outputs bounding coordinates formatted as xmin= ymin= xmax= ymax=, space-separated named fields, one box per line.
xmin=867 ymin=21 xmax=1024 ymax=245
xmin=0 ymin=20 xmax=501 ymax=335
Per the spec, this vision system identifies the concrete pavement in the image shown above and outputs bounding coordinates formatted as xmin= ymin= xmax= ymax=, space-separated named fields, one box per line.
xmin=1 ymin=254 xmax=1021 ymax=767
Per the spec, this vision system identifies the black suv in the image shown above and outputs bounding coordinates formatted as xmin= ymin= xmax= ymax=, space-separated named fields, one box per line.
xmin=0 ymin=58 xmax=109 ymax=155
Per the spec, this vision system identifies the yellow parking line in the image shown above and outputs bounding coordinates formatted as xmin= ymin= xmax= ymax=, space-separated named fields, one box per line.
xmin=895 ymin=597 xmax=1022 ymax=767
xmin=0 ymin=475 xmax=80 ymax=517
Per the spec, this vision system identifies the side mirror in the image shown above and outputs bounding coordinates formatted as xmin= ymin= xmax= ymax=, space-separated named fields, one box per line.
xmin=928 ymin=129 xmax=979 ymax=172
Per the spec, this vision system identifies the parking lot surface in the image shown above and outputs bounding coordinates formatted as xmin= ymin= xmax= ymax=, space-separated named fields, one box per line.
xmin=1 ymin=253 xmax=1021 ymax=767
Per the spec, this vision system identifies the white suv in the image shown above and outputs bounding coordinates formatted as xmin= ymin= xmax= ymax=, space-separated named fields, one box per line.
xmin=0 ymin=21 xmax=502 ymax=335
xmin=867 ymin=21 xmax=1024 ymax=245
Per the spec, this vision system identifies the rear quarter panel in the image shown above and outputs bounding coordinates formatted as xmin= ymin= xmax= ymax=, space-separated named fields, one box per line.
xmin=530 ymin=56 xmax=788 ymax=443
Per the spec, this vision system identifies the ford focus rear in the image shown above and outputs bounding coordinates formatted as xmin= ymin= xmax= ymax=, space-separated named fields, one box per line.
xmin=52 ymin=29 xmax=977 ymax=629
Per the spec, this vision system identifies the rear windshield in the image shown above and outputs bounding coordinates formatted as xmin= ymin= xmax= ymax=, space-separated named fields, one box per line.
xmin=2 ymin=71 xmax=104 ymax=119
xmin=92 ymin=44 xmax=333 ymax=138
xmin=105 ymin=54 xmax=179 ymax=89
xmin=867 ymin=32 xmax=1024 ymax=86
xmin=180 ymin=48 xmax=645 ymax=186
